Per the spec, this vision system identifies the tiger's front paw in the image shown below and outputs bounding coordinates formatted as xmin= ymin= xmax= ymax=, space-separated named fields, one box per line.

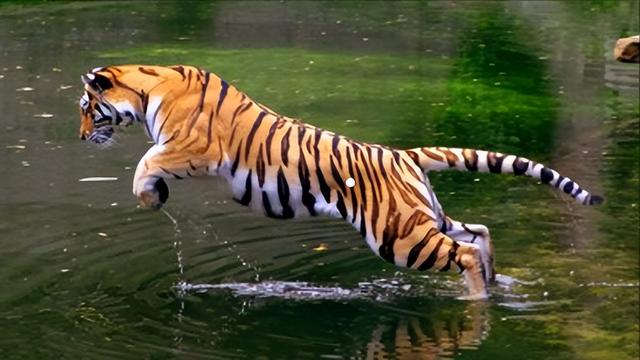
xmin=136 ymin=178 xmax=169 ymax=210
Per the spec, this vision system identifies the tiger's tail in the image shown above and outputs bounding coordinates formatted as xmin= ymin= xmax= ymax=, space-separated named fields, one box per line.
xmin=405 ymin=146 xmax=604 ymax=206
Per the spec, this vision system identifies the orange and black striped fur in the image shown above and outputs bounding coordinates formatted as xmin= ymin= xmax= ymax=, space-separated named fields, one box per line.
xmin=79 ymin=65 xmax=603 ymax=299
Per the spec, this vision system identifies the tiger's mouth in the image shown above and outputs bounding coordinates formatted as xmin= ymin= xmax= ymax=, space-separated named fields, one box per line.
xmin=85 ymin=126 xmax=115 ymax=144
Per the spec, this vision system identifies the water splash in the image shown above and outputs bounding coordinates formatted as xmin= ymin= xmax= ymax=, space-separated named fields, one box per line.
xmin=176 ymin=281 xmax=365 ymax=301
xmin=174 ymin=273 xmax=468 ymax=302
xmin=160 ymin=207 xmax=185 ymax=350
xmin=161 ymin=208 xmax=184 ymax=277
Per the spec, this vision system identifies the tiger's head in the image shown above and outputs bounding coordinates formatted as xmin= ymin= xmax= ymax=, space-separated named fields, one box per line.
xmin=79 ymin=65 xmax=175 ymax=144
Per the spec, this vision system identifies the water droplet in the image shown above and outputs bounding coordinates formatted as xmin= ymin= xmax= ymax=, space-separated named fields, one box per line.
xmin=97 ymin=232 xmax=108 ymax=237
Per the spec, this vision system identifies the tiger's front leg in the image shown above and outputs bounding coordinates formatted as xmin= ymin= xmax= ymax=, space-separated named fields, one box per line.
xmin=133 ymin=145 xmax=210 ymax=209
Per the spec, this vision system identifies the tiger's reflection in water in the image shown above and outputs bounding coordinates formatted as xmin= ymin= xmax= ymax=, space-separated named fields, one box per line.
xmin=365 ymin=303 xmax=489 ymax=359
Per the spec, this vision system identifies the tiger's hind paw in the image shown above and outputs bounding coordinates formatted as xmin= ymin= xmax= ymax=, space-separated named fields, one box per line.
xmin=457 ymin=291 xmax=489 ymax=301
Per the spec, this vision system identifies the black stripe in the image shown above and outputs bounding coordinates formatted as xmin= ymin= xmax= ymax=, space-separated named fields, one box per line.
xmin=346 ymin=149 xmax=359 ymax=223
xmin=197 ymin=71 xmax=210 ymax=114
xmin=280 ymin=127 xmax=291 ymax=166
xmin=407 ymin=228 xmax=438 ymax=268
xmin=256 ymin=144 xmax=266 ymax=187
xmin=262 ymin=191 xmax=277 ymax=218
xmin=330 ymin=157 xmax=346 ymax=194
xmin=237 ymin=170 xmax=252 ymax=206
xmin=336 ymin=192 xmax=348 ymax=219
xmin=487 ymin=152 xmax=504 ymax=174
xmin=277 ymin=168 xmax=295 ymax=219
xmin=230 ymin=141 xmax=242 ymax=177
xmin=313 ymin=129 xmax=331 ymax=203
xmin=102 ymin=69 xmax=141 ymax=97
xmin=298 ymin=152 xmax=317 ymax=216
xmin=159 ymin=167 xmax=183 ymax=180
xmin=563 ymin=181 xmax=575 ymax=194
xmin=407 ymin=238 xmax=428 ymax=268
xmin=379 ymin=216 xmax=398 ymax=265
xmin=418 ymin=237 xmax=444 ymax=271
xmin=297 ymin=126 xmax=306 ymax=147
xmin=355 ymin=166 xmax=367 ymax=208
xmin=245 ymin=112 xmax=267 ymax=162
xmin=573 ymin=188 xmax=583 ymax=199
xmin=375 ymin=148 xmax=387 ymax=178
xmin=138 ymin=67 xmax=159 ymax=76
xmin=265 ymin=120 xmax=279 ymax=165
xmin=205 ymin=109 xmax=214 ymax=151
xmin=216 ymin=79 xmax=229 ymax=114
xmin=540 ymin=167 xmax=554 ymax=183
xmin=231 ymin=100 xmax=251 ymax=125
xmin=513 ymin=158 xmax=528 ymax=175
xmin=161 ymin=131 xmax=177 ymax=145
xmin=360 ymin=148 xmax=381 ymax=201
xmin=463 ymin=150 xmax=478 ymax=171
xmin=169 ymin=66 xmax=186 ymax=80
xmin=332 ymin=135 xmax=342 ymax=167
xmin=359 ymin=205 xmax=367 ymax=237
xmin=139 ymin=90 xmax=149 ymax=117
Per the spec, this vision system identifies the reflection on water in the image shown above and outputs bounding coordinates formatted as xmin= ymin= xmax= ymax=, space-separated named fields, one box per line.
xmin=0 ymin=1 xmax=638 ymax=359
xmin=174 ymin=277 xmax=493 ymax=359
xmin=366 ymin=303 xmax=489 ymax=360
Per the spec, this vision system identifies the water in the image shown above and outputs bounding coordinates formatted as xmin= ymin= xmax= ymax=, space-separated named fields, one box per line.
xmin=0 ymin=1 xmax=638 ymax=359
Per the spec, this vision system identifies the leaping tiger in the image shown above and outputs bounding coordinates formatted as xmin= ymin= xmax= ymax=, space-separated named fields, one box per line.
xmin=78 ymin=65 xmax=603 ymax=300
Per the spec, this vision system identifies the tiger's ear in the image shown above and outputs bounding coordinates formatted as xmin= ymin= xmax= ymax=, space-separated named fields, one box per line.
xmin=81 ymin=73 xmax=113 ymax=92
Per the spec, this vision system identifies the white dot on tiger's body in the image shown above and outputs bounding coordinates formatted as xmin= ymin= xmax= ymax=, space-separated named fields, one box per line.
xmin=346 ymin=177 xmax=355 ymax=188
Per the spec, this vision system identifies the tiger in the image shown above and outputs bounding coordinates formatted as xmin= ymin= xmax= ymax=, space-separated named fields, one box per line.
xmin=78 ymin=65 xmax=603 ymax=300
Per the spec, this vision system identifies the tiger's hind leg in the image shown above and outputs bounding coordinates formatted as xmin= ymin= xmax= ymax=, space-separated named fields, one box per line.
xmin=450 ymin=241 xmax=489 ymax=300
xmin=402 ymin=230 xmax=488 ymax=299
xmin=442 ymin=216 xmax=495 ymax=283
